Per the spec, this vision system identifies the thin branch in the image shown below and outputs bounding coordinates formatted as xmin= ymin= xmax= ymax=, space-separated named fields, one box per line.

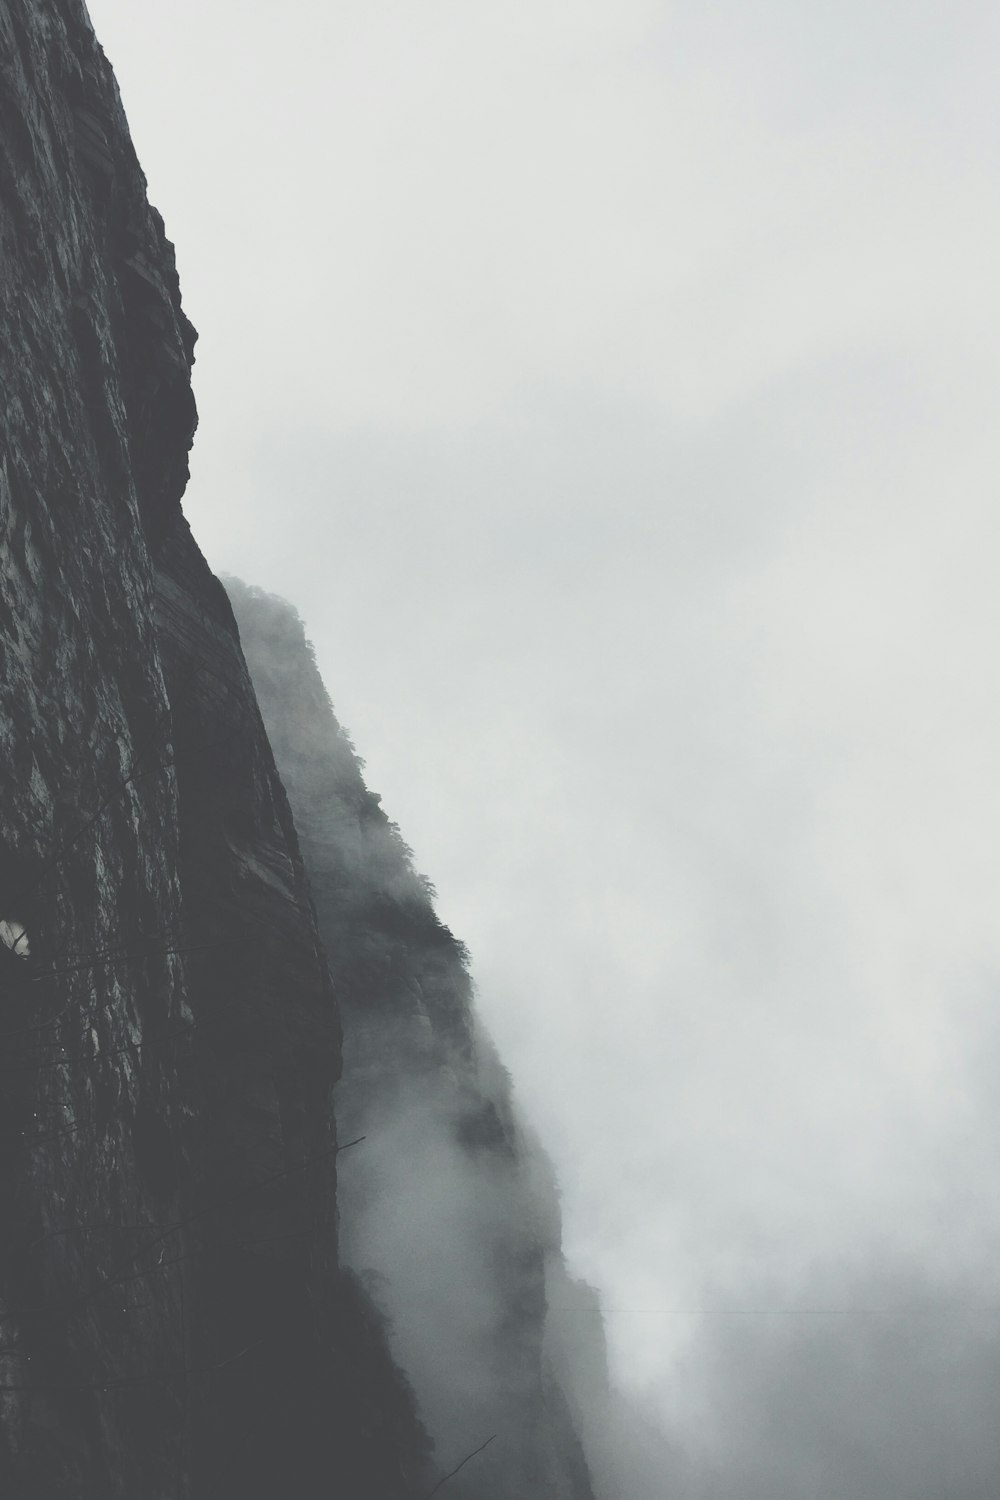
xmin=422 ymin=1435 xmax=497 ymax=1498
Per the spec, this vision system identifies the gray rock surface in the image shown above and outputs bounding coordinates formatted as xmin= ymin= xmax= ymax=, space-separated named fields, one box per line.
xmin=228 ymin=581 xmax=602 ymax=1500
xmin=0 ymin=3 xmax=620 ymax=1496
xmin=0 ymin=3 xmax=427 ymax=1495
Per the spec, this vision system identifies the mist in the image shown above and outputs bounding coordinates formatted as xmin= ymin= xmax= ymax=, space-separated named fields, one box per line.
xmin=84 ymin=0 xmax=1000 ymax=1493
xmin=228 ymin=578 xmax=627 ymax=1496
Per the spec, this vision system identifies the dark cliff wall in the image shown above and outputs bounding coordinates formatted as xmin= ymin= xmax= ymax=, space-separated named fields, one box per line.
xmin=227 ymin=581 xmax=601 ymax=1500
xmin=0 ymin=4 xmax=624 ymax=1495
xmin=0 ymin=4 xmax=427 ymax=1496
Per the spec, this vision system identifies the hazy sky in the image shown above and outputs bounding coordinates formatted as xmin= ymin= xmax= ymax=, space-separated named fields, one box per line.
xmin=86 ymin=0 xmax=1000 ymax=1484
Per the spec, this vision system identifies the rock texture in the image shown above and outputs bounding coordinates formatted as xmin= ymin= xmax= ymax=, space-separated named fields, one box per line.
xmin=0 ymin=4 xmax=615 ymax=1497
xmin=227 ymin=582 xmax=601 ymax=1500
xmin=0 ymin=3 xmax=427 ymax=1496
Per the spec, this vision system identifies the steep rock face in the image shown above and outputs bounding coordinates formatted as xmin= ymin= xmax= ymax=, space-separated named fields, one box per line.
xmin=227 ymin=581 xmax=601 ymax=1500
xmin=151 ymin=533 xmax=430 ymax=1500
xmin=0 ymin=5 xmax=427 ymax=1496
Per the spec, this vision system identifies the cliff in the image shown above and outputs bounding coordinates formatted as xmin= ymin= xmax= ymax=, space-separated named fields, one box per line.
xmin=227 ymin=581 xmax=600 ymax=1500
xmin=0 ymin=3 xmax=608 ymax=1496
xmin=0 ymin=3 xmax=426 ymax=1495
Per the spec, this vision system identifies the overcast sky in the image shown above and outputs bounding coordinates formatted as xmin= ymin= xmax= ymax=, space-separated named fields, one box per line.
xmin=87 ymin=0 xmax=1000 ymax=1485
